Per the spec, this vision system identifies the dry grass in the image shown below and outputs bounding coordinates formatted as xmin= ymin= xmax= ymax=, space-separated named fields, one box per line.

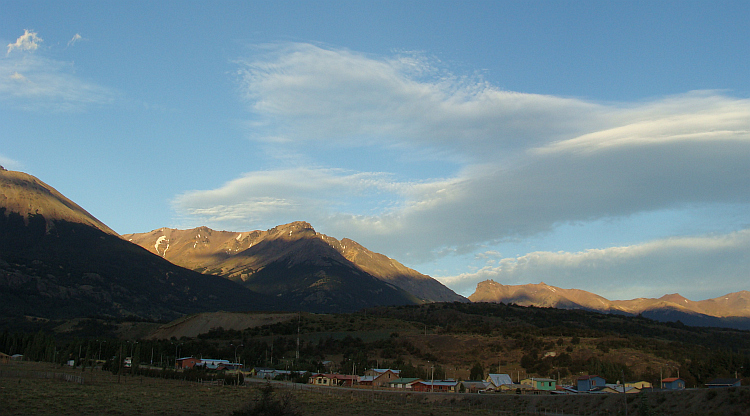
xmin=0 ymin=362 xmax=492 ymax=416
xmin=3 ymin=361 xmax=750 ymax=416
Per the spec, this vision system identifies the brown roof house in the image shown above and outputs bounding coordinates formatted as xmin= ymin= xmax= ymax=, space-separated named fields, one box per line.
xmin=309 ymin=373 xmax=358 ymax=387
xmin=359 ymin=369 xmax=401 ymax=387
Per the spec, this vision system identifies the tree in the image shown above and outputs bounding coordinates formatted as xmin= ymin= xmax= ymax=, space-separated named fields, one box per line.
xmin=470 ymin=362 xmax=484 ymax=381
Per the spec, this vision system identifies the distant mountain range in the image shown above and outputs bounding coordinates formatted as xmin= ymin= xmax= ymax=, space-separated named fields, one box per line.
xmin=0 ymin=168 xmax=462 ymax=320
xmin=470 ymin=280 xmax=750 ymax=330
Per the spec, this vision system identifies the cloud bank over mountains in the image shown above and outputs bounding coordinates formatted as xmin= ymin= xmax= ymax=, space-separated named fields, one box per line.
xmin=442 ymin=229 xmax=750 ymax=300
xmin=5 ymin=35 xmax=740 ymax=300
xmin=172 ymin=43 xmax=750 ymax=299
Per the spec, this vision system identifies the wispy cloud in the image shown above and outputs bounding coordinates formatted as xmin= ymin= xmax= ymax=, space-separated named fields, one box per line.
xmin=173 ymin=167 xmax=418 ymax=229
xmin=176 ymin=43 xmax=750 ymax=278
xmin=67 ymin=33 xmax=84 ymax=47
xmin=235 ymin=43 xmax=599 ymax=155
xmin=0 ymin=154 xmax=22 ymax=170
xmin=6 ymin=29 xmax=42 ymax=55
xmin=438 ymin=229 xmax=750 ymax=301
xmin=1 ymin=31 xmax=113 ymax=111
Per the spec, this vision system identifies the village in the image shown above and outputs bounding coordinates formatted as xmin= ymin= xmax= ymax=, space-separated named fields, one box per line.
xmin=171 ymin=355 xmax=742 ymax=395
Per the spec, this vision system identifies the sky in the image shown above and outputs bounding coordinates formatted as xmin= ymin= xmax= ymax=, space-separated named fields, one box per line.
xmin=3 ymin=1 xmax=749 ymax=301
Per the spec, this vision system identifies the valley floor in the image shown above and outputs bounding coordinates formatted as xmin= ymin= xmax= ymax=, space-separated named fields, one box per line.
xmin=1 ymin=361 xmax=749 ymax=416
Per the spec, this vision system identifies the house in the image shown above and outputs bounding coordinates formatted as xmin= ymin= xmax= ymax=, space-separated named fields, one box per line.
xmin=411 ymin=380 xmax=459 ymax=393
xmin=252 ymin=367 xmax=277 ymax=379
xmin=360 ymin=369 xmax=401 ymax=387
xmin=706 ymin=378 xmax=741 ymax=388
xmin=600 ymin=384 xmax=640 ymax=394
xmin=268 ymin=369 xmax=294 ymax=379
xmin=0 ymin=352 xmax=10 ymax=364
xmin=358 ymin=375 xmax=376 ymax=385
xmin=521 ymin=377 xmax=556 ymax=391
xmin=498 ymin=383 xmax=535 ymax=394
xmin=387 ymin=378 xmax=422 ymax=389
xmin=175 ymin=357 xmax=201 ymax=369
xmin=175 ymin=357 xmax=242 ymax=371
xmin=200 ymin=359 xmax=231 ymax=369
xmin=661 ymin=378 xmax=685 ymax=390
xmin=625 ymin=381 xmax=652 ymax=390
xmin=461 ymin=380 xmax=491 ymax=393
xmin=555 ymin=385 xmax=579 ymax=395
xmin=577 ymin=375 xmax=606 ymax=392
xmin=309 ymin=373 xmax=358 ymax=387
xmin=486 ymin=373 xmax=513 ymax=388
xmin=216 ymin=362 xmax=243 ymax=371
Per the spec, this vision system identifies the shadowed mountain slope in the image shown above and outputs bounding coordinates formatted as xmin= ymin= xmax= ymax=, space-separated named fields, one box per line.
xmin=0 ymin=169 xmax=274 ymax=320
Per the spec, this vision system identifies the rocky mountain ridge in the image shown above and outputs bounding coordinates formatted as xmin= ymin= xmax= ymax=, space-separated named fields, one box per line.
xmin=123 ymin=223 xmax=465 ymax=303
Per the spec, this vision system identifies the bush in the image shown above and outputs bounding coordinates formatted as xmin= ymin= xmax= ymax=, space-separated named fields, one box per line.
xmin=706 ymin=389 xmax=718 ymax=400
xmin=225 ymin=372 xmax=244 ymax=386
xmin=232 ymin=382 xmax=299 ymax=416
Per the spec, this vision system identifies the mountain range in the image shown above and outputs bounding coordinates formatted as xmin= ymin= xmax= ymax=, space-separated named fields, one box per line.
xmin=469 ymin=280 xmax=750 ymax=330
xmin=0 ymin=168 xmax=460 ymax=319
xmin=0 ymin=167 xmax=276 ymax=320
xmin=3 ymin=166 xmax=750 ymax=329
xmin=122 ymin=223 xmax=464 ymax=305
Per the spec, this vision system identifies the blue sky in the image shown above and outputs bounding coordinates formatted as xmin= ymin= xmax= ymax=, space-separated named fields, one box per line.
xmin=3 ymin=1 xmax=749 ymax=300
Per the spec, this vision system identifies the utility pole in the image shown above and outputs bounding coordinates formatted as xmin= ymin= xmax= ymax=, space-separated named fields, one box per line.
xmin=621 ymin=369 xmax=628 ymax=416
xmin=431 ymin=365 xmax=435 ymax=393
xmin=117 ymin=343 xmax=123 ymax=384
xmin=231 ymin=343 xmax=244 ymax=387
xmin=296 ymin=312 xmax=300 ymax=361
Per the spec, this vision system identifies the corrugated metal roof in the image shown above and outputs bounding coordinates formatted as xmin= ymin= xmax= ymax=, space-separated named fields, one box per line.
xmin=487 ymin=373 xmax=513 ymax=386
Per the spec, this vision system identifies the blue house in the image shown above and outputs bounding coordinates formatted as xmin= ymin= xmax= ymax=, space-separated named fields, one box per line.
xmin=577 ymin=375 xmax=606 ymax=392
xmin=661 ymin=378 xmax=685 ymax=390
xmin=706 ymin=378 xmax=741 ymax=388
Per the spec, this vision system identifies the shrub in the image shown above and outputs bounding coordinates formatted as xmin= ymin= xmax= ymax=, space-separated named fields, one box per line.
xmin=232 ymin=382 xmax=299 ymax=416
xmin=706 ymin=389 xmax=718 ymax=400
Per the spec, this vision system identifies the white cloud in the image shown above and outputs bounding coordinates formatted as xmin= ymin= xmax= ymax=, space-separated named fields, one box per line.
xmin=437 ymin=229 xmax=750 ymax=301
xmin=0 ymin=52 xmax=113 ymax=111
xmin=0 ymin=154 xmax=22 ymax=170
xmin=67 ymin=33 xmax=84 ymax=47
xmin=173 ymin=167 xmax=418 ymax=229
xmin=6 ymin=30 xmax=43 ymax=55
xmin=235 ymin=43 xmax=600 ymax=156
xmin=176 ymin=43 xmax=750 ymax=275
